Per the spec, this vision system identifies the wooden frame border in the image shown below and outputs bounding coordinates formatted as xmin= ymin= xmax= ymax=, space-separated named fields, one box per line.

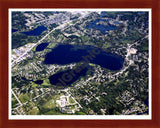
xmin=0 ymin=0 xmax=160 ymax=128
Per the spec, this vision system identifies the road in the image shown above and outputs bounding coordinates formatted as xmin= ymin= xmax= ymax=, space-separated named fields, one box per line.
xmin=11 ymin=13 xmax=90 ymax=114
xmin=11 ymin=20 xmax=73 ymax=67
xmin=112 ymin=34 xmax=148 ymax=78
xmin=11 ymin=90 xmax=22 ymax=106
xmin=11 ymin=12 xmax=91 ymax=67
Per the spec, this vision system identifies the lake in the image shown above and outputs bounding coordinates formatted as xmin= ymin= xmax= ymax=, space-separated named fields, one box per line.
xmin=36 ymin=43 xmax=49 ymax=51
xmin=49 ymin=66 xmax=88 ymax=86
xmin=12 ymin=29 xmax=18 ymax=33
xmin=100 ymin=11 xmax=107 ymax=18
xmin=21 ymin=25 xmax=47 ymax=36
xmin=44 ymin=44 xmax=124 ymax=71
xmin=45 ymin=44 xmax=124 ymax=86
xmin=34 ymin=80 xmax=43 ymax=84
xmin=138 ymin=12 xmax=145 ymax=15
xmin=113 ymin=21 xmax=121 ymax=25
xmin=86 ymin=19 xmax=117 ymax=34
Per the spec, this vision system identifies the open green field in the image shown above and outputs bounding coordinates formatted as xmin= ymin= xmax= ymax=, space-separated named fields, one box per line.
xmin=19 ymin=93 xmax=30 ymax=103
xmin=43 ymin=99 xmax=56 ymax=109
xmin=28 ymin=107 xmax=39 ymax=115
xmin=69 ymin=97 xmax=75 ymax=104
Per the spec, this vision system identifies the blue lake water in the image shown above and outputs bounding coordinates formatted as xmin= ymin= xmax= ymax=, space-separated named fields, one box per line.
xmin=144 ymin=96 xmax=149 ymax=107
xmin=46 ymin=44 xmax=124 ymax=86
xmin=34 ymin=80 xmax=43 ymax=84
xmin=100 ymin=11 xmax=107 ymax=18
xmin=44 ymin=44 xmax=124 ymax=71
xmin=21 ymin=25 xmax=47 ymax=36
xmin=49 ymin=66 xmax=88 ymax=86
xmin=85 ymin=19 xmax=117 ymax=34
xmin=12 ymin=29 xmax=18 ymax=33
xmin=138 ymin=12 xmax=145 ymax=15
xmin=113 ymin=21 xmax=120 ymax=25
xmin=36 ymin=43 xmax=49 ymax=51
xmin=146 ymin=22 xmax=149 ymax=26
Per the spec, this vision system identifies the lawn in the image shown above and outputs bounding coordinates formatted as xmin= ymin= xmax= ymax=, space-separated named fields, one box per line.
xmin=43 ymin=94 xmax=62 ymax=109
xmin=43 ymin=99 xmax=56 ymax=109
xmin=12 ymin=94 xmax=19 ymax=108
xmin=30 ymin=81 xmax=38 ymax=87
xmin=19 ymin=93 xmax=30 ymax=103
xmin=41 ymin=79 xmax=51 ymax=86
xmin=28 ymin=107 xmax=39 ymax=115
xmin=69 ymin=97 xmax=75 ymax=104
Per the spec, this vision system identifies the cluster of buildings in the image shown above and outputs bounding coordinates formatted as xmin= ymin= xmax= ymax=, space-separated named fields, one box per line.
xmin=56 ymin=93 xmax=81 ymax=114
xmin=11 ymin=43 xmax=35 ymax=67
xmin=122 ymin=100 xmax=147 ymax=115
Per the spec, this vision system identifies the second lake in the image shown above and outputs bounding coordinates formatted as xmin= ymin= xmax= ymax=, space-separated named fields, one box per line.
xmin=44 ymin=44 xmax=124 ymax=71
xmin=21 ymin=25 xmax=47 ymax=36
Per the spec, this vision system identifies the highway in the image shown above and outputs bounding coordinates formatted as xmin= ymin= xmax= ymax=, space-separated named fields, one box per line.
xmin=11 ymin=12 xmax=90 ymax=67
xmin=11 ymin=14 xmax=89 ymax=112
xmin=11 ymin=90 xmax=22 ymax=106
xmin=11 ymin=20 xmax=72 ymax=67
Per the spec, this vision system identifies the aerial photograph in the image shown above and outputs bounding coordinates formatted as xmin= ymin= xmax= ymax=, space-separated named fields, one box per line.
xmin=10 ymin=9 xmax=150 ymax=118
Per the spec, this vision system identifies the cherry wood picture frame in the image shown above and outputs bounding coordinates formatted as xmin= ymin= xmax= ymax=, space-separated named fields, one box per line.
xmin=0 ymin=0 xmax=160 ymax=128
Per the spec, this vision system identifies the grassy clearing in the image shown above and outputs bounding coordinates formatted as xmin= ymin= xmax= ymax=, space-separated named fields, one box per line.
xmin=114 ymin=79 xmax=120 ymax=86
xmin=41 ymin=79 xmax=51 ymax=86
xmin=69 ymin=97 xmax=75 ymax=104
xmin=28 ymin=107 xmax=39 ymax=115
xmin=43 ymin=94 xmax=62 ymax=109
xmin=43 ymin=99 xmax=56 ymax=109
xmin=19 ymin=93 xmax=30 ymax=103
xmin=12 ymin=94 xmax=19 ymax=108
xmin=47 ymin=42 xmax=57 ymax=49
xmin=75 ymin=111 xmax=86 ymax=115
xmin=29 ymin=81 xmax=39 ymax=87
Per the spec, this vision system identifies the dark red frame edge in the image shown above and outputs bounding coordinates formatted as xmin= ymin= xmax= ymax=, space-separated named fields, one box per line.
xmin=0 ymin=0 xmax=160 ymax=128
